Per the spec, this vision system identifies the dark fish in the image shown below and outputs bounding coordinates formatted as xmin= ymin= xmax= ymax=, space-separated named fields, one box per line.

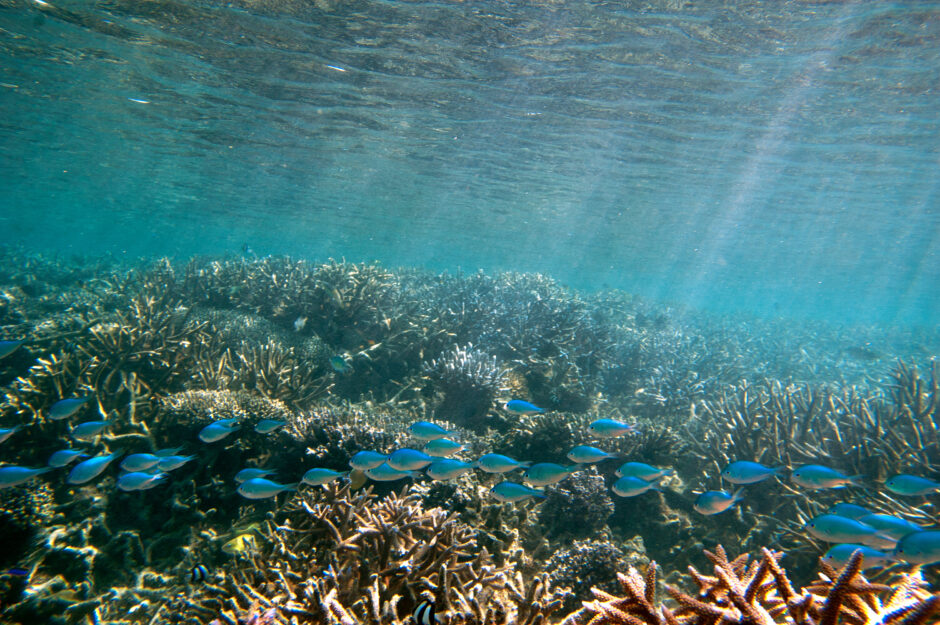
xmin=189 ymin=564 xmax=209 ymax=583
xmin=845 ymin=345 xmax=884 ymax=361
xmin=413 ymin=600 xmax=437 ymax=625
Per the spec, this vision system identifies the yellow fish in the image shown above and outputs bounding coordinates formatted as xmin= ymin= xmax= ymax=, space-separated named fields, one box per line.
xmin=348 ymin=469 xmax=367 ymax=491
xmin=221 ymin=533 xmax=257 ymax=556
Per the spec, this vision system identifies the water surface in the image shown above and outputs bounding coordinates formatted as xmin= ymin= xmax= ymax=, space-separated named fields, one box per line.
xmin=1 ymin=0 xmax=938 ymax=324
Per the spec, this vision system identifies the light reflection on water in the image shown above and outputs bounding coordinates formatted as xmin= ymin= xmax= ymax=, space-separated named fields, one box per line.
xmin=0 ymin=0 xmax=938 ymax=324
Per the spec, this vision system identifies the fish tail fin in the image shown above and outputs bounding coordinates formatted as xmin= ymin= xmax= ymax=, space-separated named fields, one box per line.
xmin=663 ymin=468 xmax=676 ymax=476
xmin=848 ymin=475 xmax=864 ymax=487
xmin=516 ymin=461 xmax=532 ymax=469
xmin=732 ymin=487 xmax=746 ymax=503
xmin=533 ymin=490 xmax=547 ymax=499
xmin=285 ymin=482 xmax=300 ymax=491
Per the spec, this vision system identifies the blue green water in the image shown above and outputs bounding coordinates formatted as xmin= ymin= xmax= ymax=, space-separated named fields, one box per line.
xmin=1 ymin=0 xmax=938 ymax=325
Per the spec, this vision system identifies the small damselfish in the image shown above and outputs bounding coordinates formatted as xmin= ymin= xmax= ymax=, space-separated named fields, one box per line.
xmin=413 ymin=600 xmax=438 ymax=625
xmin=189 ymin=564 xmax=209 ymax=583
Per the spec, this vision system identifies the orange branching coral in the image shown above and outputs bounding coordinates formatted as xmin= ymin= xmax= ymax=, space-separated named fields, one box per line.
xmin=567 ymin=545 xmax=940 ymax=625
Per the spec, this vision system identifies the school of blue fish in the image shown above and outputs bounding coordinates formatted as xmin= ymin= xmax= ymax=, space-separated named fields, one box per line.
xmin=3 ymin=344 xmax=940 ymax=572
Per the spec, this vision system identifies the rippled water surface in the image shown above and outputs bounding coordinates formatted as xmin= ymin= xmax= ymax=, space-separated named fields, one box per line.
xmin=1 ymin=0 xmax=938 ymax=323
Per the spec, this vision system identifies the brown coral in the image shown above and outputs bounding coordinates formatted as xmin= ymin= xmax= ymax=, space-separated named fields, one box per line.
xmin=158 ymin=484 xmax=568 ymax=625
xmin=567 ymin=545 xmax=940 ymax=625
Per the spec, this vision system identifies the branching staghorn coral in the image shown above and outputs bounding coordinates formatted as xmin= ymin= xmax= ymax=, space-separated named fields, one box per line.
xmin=192 ymin=340 xmax=333 ymax=409
xmin=158 ymin=484 xmax=568 ymax=625
xmin=2 ymin=291 xmax=219 ymax=428
xmin=566 ymin=545 xmax=940 ymax=625
xmin=682 ymin=375 xmax=937 ymax=483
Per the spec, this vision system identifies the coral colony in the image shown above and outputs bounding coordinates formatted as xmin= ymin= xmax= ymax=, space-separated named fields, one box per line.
xmin=0 ymin=249 xmax=940 ymax=623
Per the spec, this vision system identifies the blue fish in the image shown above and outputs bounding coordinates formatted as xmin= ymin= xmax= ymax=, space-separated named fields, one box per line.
xmin=120 ymin=453 xmax=161 ymax=473
xmin=474 ymin=454 xmax=530 ymax=474
xmin=694 ymin=489 xmax=745 ymax=515
xmin=235 ymin=468 xmax=276 ymax=483
xmin=720 ymin=461 xmax=782 ymax=485
xmin=364 ymin=463 xmax=418 ymax=482
xmin=0 ymin=340 xmax=23 ymax=360
xmin=199 ymin=419 xmax=241 ymax=443
xmin=71 ymin=420 xmax=110 ymax=441
xmin=301 ymin=468 xmax=347 ymax=486
xmin=48 ymin=449 xmax=89 ymax=468
xmin=587 ymin=418 xmax=637 ymax=439
xmin=408 ymin=421 xmax=455 ymax=441
xmin=156 ymin=454 xmax=196 ymax=472
xmin=790 ymin=464 xmax=861 ymax=489
xmin=566 ymin=445 xmax=616 ymax=464
xmin=827 ymin=503 xmax=871 ymax=520
xmin=503 ymin=400 xmax=543 ymax=415
xmin=822 ymin=544 xmax=893 ymax=569
xmin=804 ymin=514 xmax=894 ymax=547
xmin=237 ymin=478 xmax=297 ymax=499
xmin=490 ymin=481 xmax=546 ymax=503
xmin=5 ymin=567 xmax=30 ymax=577
xmin=426 ymin=459 xmax=473 ymax=481
xmin=117 ymin=471 xmax=167 ymax=492
xmin=611 ymin=475 xmax=660 ymax=497
xmin=49 ymin=397 xmax=91 ymax=421
xmin=522 ymin=462 xmax=579 ymax=487
xmin=349 ymin=450 xmax=388 ymax=471
xmin=615 ymin=462 xmax=673 ymax=481
xmin=155 ymin=446 xmax=184 ymax=457
xmin=885 ymin=474 xmax=940 ymax=496
xmin=254 ymin=419 xmax=286 ymax=434
xmin=387 ymin=448 xmax=433 ymax=471
xmin=0 ymin=466 xmax=53 ymax=488
xmin=330 ymin=356 xmax=353 ymax=374
xmin=0 ymin=426 xmax=21 ymax=444
xmin=858 ymin=514 xmax=923 ymax=540
xmin=67 ymin=450 xmax=122 ymax=485
xmin=422 ymin=438 xmax=464 ymax=457
xmin=893 ymin=530 xmax=940 ymax=564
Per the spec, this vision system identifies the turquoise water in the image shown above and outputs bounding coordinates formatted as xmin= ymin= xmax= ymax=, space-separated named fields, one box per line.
xmin=1 ymin=0 xmax=939 ymax=324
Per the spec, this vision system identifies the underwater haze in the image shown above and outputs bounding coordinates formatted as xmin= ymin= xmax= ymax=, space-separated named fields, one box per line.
xmin=1 ymin=0 xmax=938 ymax=324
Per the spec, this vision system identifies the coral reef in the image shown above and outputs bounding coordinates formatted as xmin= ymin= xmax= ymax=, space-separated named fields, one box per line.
xmin=425 ymin=343 xmax=507 ymax=431
xmin=548 ymin=539 xmax=645 ymax=614
xmin=152 ymin=484 xmax=569 ymax=625
xmin=0 ymin=483 xmax=56 ymax=568
xmin=539 ymin=468 xmax=615 ymax=541
xmin=2 ymin=249 xmax=940 ymax=625
xmin=282 ymin=403 xmax=410 ymax=472
xmin=566 ymin=546 xmax=940 ymax=625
